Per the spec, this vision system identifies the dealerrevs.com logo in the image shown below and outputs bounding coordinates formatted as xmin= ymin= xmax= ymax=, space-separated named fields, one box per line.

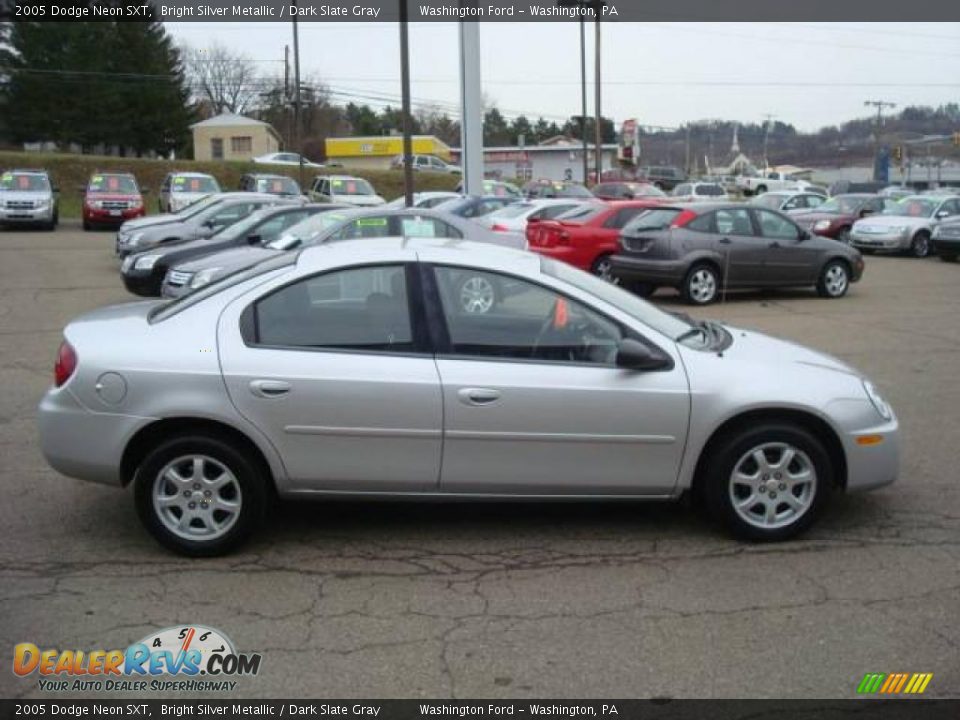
xmin=13 ymin=625 xmax=262 ymax=692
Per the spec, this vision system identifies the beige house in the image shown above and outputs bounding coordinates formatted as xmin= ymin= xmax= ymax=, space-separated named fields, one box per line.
xmin=190 ymin=113 xmax=281 ymax=162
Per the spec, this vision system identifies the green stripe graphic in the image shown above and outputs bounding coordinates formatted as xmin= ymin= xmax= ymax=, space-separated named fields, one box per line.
xmin=857 ymin=673 xmax=886 ymax=693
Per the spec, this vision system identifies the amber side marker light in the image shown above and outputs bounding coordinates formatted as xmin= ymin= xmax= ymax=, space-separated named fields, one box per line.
xmin=856 ymin=435 xmax=884 ymax=446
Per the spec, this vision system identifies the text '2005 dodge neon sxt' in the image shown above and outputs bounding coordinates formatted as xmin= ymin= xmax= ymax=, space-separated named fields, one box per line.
xmin=38 ymin=237 xmax=899 ymax=556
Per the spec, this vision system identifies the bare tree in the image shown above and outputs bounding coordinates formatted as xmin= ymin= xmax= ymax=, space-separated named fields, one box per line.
xmin=182 ymin=42 xmax=259 ymax=116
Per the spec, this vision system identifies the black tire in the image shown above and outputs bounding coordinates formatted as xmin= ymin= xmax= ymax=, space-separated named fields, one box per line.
xmin=590 ymin=254 xmax=616 ymax=282
xmin=134 ymin=434 xmax=269 ymax=557
xmin=939 ymin=253 xmax=957 ymax=263
xmin=816 ymin=259 xmax=850 ymax=298
xmin=909 ymin=231 xmax=931 ymax=258
xmin=82 ymin=219 xmax=91 ymax=231
xmin=755 ymin=185 xmax=768 ymax=195
xmin=681 ymin=263 xmax=720 ymax=305
xmin=699 ymin=423 xmax=833 ymax=542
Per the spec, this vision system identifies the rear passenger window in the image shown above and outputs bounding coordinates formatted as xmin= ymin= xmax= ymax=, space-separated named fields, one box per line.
xmin=686 ymin=213 xmax=713 ymax=232
xmin=254 ymin=265 xmax=413 ymax=351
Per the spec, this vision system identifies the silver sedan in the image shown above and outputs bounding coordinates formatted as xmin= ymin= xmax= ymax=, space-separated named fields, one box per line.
xmin=38 ymin=238 xmax=899 ymax=555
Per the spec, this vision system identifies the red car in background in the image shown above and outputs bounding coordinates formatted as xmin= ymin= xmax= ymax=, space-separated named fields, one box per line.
xmin=526 ymin=199 xmax=663 ymax=279
xmin=81 ymin=173 xmax=146 ymax=230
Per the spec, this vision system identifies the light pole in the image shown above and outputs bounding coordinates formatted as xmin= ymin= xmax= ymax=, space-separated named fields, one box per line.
xmin=593 ymin=7 xmax=601 ymax=184
xmin=398 ymin=0 xmax=413 ymax=206
xmin=291 ymin=0 xmax=303 ymax=190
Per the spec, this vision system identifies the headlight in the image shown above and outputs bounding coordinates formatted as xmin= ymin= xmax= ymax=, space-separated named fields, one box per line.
xmin=131 ymin=198 xmax=143 ymax=209
xmin=134 ymin=254 xmax=160 ymax=270
xmin=863 ymin=380 xmax=892 ymax=421
xmin=813 ymin=220 xmax=831 ymax=231
xmin=190 ymin=267 xmax=222 ymax=289
xmin=129 ymin=232 xmax=144 ymax=245
xmin=35 ymin=198 xmax=50 ymax=208
xmin=88 ymin=199 xmax=104 ymax=209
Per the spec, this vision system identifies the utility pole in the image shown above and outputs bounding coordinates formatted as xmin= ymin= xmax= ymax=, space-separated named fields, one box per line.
xmin=865 ymin=100 xmax=895 ymax=183
xmin=593 ymin=7 xmax=602 ymax=185
xmin=864 ymin=100 xmax=896 ymax=131
xmin=579 ymin=19 xmax=588 ymax=184
xmin=399 ymin=0 xmax=414 ymax=206
xmin=291 ymin=1 xmax=303 ymax=191
xmin=761 ymin=113 xmax=775 ymax=167
xmin=684 ymin=125 xmax=691 ymax=176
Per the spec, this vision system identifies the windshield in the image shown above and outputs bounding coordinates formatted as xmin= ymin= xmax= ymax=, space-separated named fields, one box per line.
xmin=176 ymin=194 xmax=225 ymax=219
xmin=882 ymin=197 xmax=938 ymax=218
xmin=87 ymin=174 xmax=138 ymax=194
xmin=255 ymin=177 xmax=300 ymax=195
xmin=211 ymin=209 xmax=271 ymax=241
xmin=753 ymin=194 xmax=789 ymax=209
xmin=555 ymin=204 xmax=604 ymax=222
xmin=629 ymin=184 xmax=667 ymax=197
xmin=151 ymin=253 xmax=296 ymax=323
xmin=541 ymin=257 xmax=693 ymax=341
xmin=623 ymin=208 xmax=682 ymax=232
xmin=484 ymin=181 xmax=521 ymax=197
xmin=172 ymin=175 xmax=219 ymax=194
xmin=330 ymin=178 xmax=375 ymax=196
xmin=0 ymin=172 xmax=50 ymax=192
xmin=266 ymin=211 xmax=351 ymax=250
xmin=818 ymin=196 xmax=866 ymax=214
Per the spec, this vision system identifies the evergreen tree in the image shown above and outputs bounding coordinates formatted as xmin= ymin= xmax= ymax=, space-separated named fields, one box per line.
xmin=2 ymin=18 xmax=192 ymax=155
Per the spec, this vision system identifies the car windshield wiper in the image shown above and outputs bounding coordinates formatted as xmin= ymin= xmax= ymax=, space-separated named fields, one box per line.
xmin=676 ymin=324 xmax=708 ymax=343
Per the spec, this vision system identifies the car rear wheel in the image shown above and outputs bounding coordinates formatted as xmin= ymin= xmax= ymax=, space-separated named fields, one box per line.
xmin=134 ymin=434 xmax=268 ymax=556
xmin=816 ymin=260 xmax=850 ymax=298
xmin=590 ymin=254 xmax=617 ymax=283
xmin=682 ymin=264 xmax=719 ymax=305
xmin=910 ymin=232 xmax=931 ymax=258
xmin=939 ymin=253 xmax=957 ymax=263
xmin=701 ymin=423 xmax=832 ymax=541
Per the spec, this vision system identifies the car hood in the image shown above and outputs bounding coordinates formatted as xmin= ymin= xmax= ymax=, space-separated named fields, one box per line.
xmin=86 ymin=193 xmax=141 ymax=201
xmin=173 ymin=246 xmax=279 ymax=273
xmin=120 ymin=215 xmax=181 ymax=232
xmin=1 ymin=192 xmax=51 ymax=203
xmin=854 ymin=215 xmax=930 ymax=230
xmin=136 ymin=221 xmax=195 ymax=241
xmin=338 ymin=195 xmax=386 ymax=207
xmin=793 ymin=211 xmax=853 ymax=224
xmin=723 ymin=325 xmax=858 ymax=376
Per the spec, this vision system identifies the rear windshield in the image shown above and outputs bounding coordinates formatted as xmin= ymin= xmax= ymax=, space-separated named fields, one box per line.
xmin=331 ymin=177 xmax=375 ymax=196
xmin=255 ymin=177 xmax=300 ymax=195
xmin=695 ymin=184 xmax=725 ymax=196
xmin=753 ymin=194 xmax=789 ymax=209
xmin=0 ymin=172 xmax=50 ymax=191
xmin=172 ymin=176 xmax=219 ymax=194
xmin=623 ymin=208 xmax=682 ymax=232
xmin=488 ymin=202 xmax=535 ymax=219
xmin=88 ymin=175 xmax=138 ymax=194
xmin=150 ymin=253 xmax=296 ymax=323
xmin=555 ymin=204 xmax=604 ymax=222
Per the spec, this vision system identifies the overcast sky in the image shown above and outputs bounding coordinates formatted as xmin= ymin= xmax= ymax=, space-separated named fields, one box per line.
xmin=167 ymin=22 xmax=960 ymax=132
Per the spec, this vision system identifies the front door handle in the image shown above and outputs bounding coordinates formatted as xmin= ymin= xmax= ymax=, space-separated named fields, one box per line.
xmin=719 ymin=237 xmax=732 ymax=245
xmin=249 ymin=379 xmax=291 ymax=398
xmin=458 ymin=388 xmax=501 ymax=406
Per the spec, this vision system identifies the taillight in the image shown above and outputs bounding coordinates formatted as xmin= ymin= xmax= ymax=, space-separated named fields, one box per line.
xmin=671 ymin=209 xmax=698 ymax=228
xmin=491 ymin=223 xmax=509 ymax=232
xmin=54 ymin=341 xmax=77 ymax=387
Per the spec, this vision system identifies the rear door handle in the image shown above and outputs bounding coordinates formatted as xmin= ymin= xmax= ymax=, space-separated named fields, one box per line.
xmin=719 ymin=237 xmax=732 ymax=245
xmin=457 ymin=388 xmax=501 ymax=406
xmin=249 ymin=379 xmax=291 ymax=398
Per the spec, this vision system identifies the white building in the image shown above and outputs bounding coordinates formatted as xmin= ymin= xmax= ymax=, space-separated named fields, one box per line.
xmin=450 ymin=140 xmax=620 ymax=183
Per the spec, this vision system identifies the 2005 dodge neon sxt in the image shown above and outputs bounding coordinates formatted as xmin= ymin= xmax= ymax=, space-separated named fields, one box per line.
xmin=38 ymin=237 xmax=899 ymax=556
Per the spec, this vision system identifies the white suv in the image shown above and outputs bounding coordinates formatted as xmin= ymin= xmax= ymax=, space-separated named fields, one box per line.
xmin=0 ymin=169 xmax=58 ymax=230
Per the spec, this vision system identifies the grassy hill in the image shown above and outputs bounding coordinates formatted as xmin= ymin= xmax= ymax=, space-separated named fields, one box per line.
xmin=0 ymin=151 xmax=460 ymax=218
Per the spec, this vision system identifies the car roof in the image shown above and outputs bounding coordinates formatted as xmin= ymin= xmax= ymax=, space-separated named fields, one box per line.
xmin=170 ymin=171 xmax=215 ymax=178
xmin=246 ymin=173 xmax=295 ymax=180
xmin=7 ymin=168 xmax=48 ymax=175
xmin=296 ymin=235 xmax=537 ymax=275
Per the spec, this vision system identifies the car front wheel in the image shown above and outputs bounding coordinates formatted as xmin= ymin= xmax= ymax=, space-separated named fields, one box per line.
xmin=910 ymin=232 xmax=931 ymax=258
xmin=816 ymin=260 xmax=850 ymax=298
xmin=701 ymin=423 xmax=832 ymax=541
xmin=134 ymin=434 xmax=268 ymax=556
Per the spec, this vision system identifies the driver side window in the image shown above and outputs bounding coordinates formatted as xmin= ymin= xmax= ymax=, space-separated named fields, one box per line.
xmin=754 ymin=209 xmax=800 ymax=240
xmin=432 ymin=266 xmax=623 ymax=365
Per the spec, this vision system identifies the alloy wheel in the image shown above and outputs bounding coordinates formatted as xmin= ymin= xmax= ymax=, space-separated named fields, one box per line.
xmin=688 ymin=268 xmax=717 ymax=304
xmin=459 ymin=276 xmax=496 ymax=314
xmin=823 ymin=264 xmax=848 ymax=297
xmin=728 ymin=442 xmax=817 ymax=530
xmin=152 ymin=455 xmax=242 ymax=541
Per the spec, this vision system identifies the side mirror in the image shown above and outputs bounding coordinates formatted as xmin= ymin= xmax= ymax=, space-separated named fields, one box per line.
xmin=798 ymin=229 xmax=811 ymax=241
xmin=246 ymin=234 xmax=261 ymax=245
xmin=615 ymin=338 xmax=671 ymax=371
xmin=935 ymin=210 xmax=949 ymax=219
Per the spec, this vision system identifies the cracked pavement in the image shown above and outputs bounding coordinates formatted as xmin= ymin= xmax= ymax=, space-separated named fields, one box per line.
xmin=1 ymin=223 xmax=958 ymax=699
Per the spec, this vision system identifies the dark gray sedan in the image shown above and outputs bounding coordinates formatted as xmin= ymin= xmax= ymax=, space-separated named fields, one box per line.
xmin=610 ymin=203 xmax=865 ymax=305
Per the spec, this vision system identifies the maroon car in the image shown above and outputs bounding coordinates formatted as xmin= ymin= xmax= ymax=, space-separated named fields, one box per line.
xmin=592 ymin=181 xmax=666 ymax=201
xmin=792 ymin=194 xmax=890 ymax=244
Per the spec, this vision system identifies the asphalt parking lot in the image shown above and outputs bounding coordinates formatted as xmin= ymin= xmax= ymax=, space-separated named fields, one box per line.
xmin=1 ymin=221 xmax=958 ymax=700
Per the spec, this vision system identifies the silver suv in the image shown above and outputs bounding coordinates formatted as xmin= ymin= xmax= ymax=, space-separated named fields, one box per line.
xmin=0 ymin=169 xmax=59 ymax=230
